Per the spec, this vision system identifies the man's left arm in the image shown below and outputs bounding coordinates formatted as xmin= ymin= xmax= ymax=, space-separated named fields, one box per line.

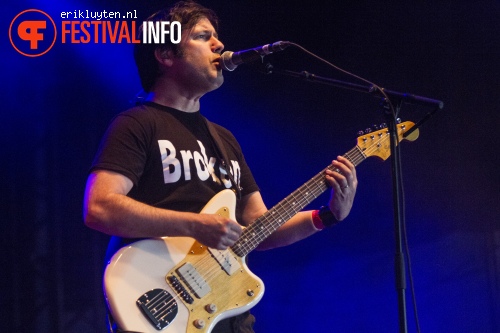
xmin=240 ymin=156 xmax=357 ymax=251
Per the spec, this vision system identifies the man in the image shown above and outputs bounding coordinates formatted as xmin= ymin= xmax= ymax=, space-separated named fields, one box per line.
xmin=84 ymin=1 xmax=357 ymax=332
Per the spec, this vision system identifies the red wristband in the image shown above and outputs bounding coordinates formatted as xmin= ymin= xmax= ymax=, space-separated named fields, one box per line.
xmin=312 ymin=209 xmax=325 ymax=230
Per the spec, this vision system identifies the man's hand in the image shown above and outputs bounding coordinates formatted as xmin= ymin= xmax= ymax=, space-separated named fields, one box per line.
xmin=193 ymin=214 xmax=243 ymax=250
xmin=325 ymin=156 xmax=358 ymax=221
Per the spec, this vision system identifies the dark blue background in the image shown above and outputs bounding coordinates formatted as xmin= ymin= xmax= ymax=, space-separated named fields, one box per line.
xmin=2 ymin=1 xmax=499 ymax=332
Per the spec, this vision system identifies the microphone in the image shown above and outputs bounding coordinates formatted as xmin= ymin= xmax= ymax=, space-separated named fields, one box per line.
xmin=220 ymin=41 xmax=291 ymax=71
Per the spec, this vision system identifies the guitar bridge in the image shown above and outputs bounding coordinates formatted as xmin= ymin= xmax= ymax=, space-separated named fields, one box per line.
xmin=136 ymin=288 xmax=178 ymax=330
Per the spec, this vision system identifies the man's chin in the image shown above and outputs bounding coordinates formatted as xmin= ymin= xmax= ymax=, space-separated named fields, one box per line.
xmin=209 ymin=76 xmax=224 ymax=91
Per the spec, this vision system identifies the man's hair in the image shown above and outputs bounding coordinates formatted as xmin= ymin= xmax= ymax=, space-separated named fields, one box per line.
xmin=134 ymin=1 xmax=219 ymax=92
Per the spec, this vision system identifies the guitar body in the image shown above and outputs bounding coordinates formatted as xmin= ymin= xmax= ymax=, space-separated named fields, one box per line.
xmin=104 ymin=190 xmax=265 ymax=333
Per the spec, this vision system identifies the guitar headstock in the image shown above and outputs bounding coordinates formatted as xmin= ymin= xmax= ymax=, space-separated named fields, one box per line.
xmin=356 ymin=121 xmax=419 ymax=160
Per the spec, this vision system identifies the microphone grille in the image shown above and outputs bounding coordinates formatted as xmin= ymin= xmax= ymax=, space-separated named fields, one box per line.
xmin=220 ymin=51 xmax=237 ymax=71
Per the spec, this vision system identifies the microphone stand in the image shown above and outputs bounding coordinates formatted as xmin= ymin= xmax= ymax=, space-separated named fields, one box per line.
xmin=262 ymin=63 xmax=443 ymax=333
xmin=263 ymin=65 xmax=443 ymax=110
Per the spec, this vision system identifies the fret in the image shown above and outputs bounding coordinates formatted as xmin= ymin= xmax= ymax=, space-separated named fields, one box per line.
xmin=233 ymin=162 xmax=359 ymax=256
xmin=231 ymin=121 xmax=414 ymax=258
xmin=232 ymin=169 xmax=330 ymax=256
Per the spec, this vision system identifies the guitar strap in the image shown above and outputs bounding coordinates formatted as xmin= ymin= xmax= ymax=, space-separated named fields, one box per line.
xmin=203 ymin=117 xmax=242 ymax=200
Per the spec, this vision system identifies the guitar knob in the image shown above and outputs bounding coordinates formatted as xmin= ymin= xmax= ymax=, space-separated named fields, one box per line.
xmin=193 ymin=319 xmax=206 ymax=329
xmin=205 ymin=303 xmax=217 ymax=314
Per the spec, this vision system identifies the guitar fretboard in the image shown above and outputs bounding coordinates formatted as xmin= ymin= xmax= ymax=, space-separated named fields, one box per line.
xmin=231 ymin=145 xmax=366 ymax=257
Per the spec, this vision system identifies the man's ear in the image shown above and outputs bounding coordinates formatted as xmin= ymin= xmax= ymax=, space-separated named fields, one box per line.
xmin=154 ymin=48 xmax=174 ymax=67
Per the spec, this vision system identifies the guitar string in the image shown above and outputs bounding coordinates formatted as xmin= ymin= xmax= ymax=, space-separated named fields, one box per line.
xmin=151 ymin=293 xmax=178 ymax=323
xmin=235 ymin=150 xmax=361 ymax=255
xmin=186 ymin=155 xmax=354 ymax=291
xmin=237 ymin=175 xmax=330 ymax=254
xmin=186 ymin=252 xmax=218 ymax=294
xmin=147 ymin=286 xmax=186 ymax=323
xmin=143 ymin=289 xmax=174 ymax=320
xmin=235 ymin=164 xmax=335 ymax=254
xmin=180 ymin=165 xmax=350 ymax=283
xmin=178 ymin=183 xmax=328 ymax=287
xmin=175 ymin=126 xmax=405 ymax=298
xmin=242 ymin=151 xmax=369 ymax=252
xmin=234 ymin=127 xmax=400 ymax=255
xmin=189 ymin=250 xmax=235 ymax=285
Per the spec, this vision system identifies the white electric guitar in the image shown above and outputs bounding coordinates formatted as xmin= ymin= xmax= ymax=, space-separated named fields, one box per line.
xmin=104 ymin=122 xmax=419 ymax=332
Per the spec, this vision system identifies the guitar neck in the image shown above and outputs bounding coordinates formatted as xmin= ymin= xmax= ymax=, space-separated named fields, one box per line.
xmin=231 ymin=145 xmax=366 ymax=257
xmin=231 ymin=121 xmax=418 ymax=257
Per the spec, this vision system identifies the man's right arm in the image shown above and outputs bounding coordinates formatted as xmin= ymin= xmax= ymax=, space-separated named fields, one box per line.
xmin=83 ymin=170 xmax=242 ymax=250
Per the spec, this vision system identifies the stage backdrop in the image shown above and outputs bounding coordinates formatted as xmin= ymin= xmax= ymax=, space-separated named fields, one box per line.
xmin=2 ymin=1 xmax=499 ymax=332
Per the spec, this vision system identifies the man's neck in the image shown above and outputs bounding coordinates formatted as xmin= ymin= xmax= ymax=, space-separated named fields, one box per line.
xmin=147 ymin=77 xmax=204 ymax=113
xmin=146 ymin=92 xmax=200 ymax=113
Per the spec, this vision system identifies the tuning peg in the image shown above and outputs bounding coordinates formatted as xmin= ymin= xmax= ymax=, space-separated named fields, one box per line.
xmin=396 ymin=118 xmax=402 ymax=124
xmin=372 ymin=124 xmax=380 ymax=131
xmin=364 ymin=128 xmax=372 ymax=134
xmin=357 ymin=130 xmax=365 ymax=136
xmin=380 ymin=123 xmax=387 ymax=129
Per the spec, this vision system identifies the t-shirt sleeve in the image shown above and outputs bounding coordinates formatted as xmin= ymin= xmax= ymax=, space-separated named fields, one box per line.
xmin=90 ymin=113 xmax=150 ymax=186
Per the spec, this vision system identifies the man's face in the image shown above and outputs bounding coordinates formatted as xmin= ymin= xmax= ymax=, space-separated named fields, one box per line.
xmin=171 ymin=17 xmax=225 ymax=95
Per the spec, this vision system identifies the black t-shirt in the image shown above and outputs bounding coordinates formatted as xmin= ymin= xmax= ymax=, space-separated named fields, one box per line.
xmin=91 ymin=102 xmax=259 ymax=332
xmin=91 ymin=101 xmax=259 ymax=213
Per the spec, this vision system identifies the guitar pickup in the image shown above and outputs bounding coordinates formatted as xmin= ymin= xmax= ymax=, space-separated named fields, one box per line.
xmin=208 ymin=248 xmax=241 ymax=275
xmin=177 ymin=263 xmax=211 ymax=298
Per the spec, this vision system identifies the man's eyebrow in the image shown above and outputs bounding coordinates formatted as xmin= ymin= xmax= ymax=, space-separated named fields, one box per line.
xmin=193 ymin=28 xmax=218 ymax=39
